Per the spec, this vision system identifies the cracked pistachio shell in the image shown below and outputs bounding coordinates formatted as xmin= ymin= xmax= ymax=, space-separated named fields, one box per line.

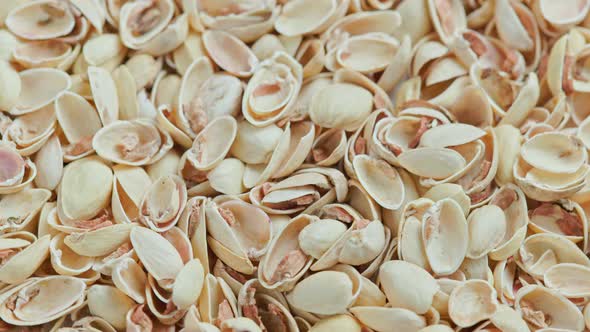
xmin=353 ymin=155 xmax=404 ymax=210
xmin=449 ymin=280 xmax=499 ymax=328
xmin=309 ymin=314 xmax=362 ymax=332
xmin=88 ymin=285 xmax=135 ymax=330
xmin=466 ymin=205 xmax=507 ymax=259
xmin=172 ymin=259 xmax=205 ymax=310
xmin=310 ymin=83 xmax=373 ymax=131
xmin=379 ymin=260 xmax=439 ymax=314
xmin=287 ymin=270 xmax=354 ymax=315
xmin=130 ymin=227 xmax=184 ymax=281
xmin=64 ymin=223 xmax=134 ymax=257
xmin=422 ymin=199 xmax=468 ymax=276
xmin=0 ymin=234 xmax=50 ymax=284
xmin=350 ymin=306 xmax=426 ymax=332
xmin=298 ymin=218 xmax=347 ymax=259
xmin=0 ymin=276 xmax=86 ymax=326
xmin=515 ymin=285 xmax=584 ymax=331
xmin=520 ymin=132 xmax=587 ymax=174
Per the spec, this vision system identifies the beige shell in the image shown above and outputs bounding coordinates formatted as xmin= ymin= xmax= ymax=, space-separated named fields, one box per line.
xmin=0 ymin=188 xmax=50 ymax=233
xmin=10 ymin=68 xmax=71 ymax=115
xmin=55 ymin=91 xmax=102 ymax=161
xmin=130 ymin=226 xmax=184 ymax=283
xmin=544 ymin=263 xmax=590 ymax=298
xmin=139 ymin=174 xmax=187 ymax=232
xmin=4 ymin=103 xmax=56 ymax=156
xmin=64 ymin=223 xmax=134 ymax=257
xmin=448 ymin=280 xmax=499 ymax=327
xmin=0 ymin=276 xmax=86 ymax=326
xmin=88 ymin=284 xmax=135 ymax=330
xmin=182 ymin=116 xmax=237 ymax=171
xmin=198 ymin=274 xmax=239 ymax=325
xmin=515 ymin=233 xmax=590 ymax=279
xmin=379 ymin=260 xmax=439 ymax=314
xmin=49 ymin=233 xmax=93 ymax=276
xmin=206 ymin=199 xmax=271 ymax=274
xmin=111 ymin=165 xmax=152 ymax=224
xmin=310 ymin=83 xmax=373 ymax=131
xmin=258 ymin=214 xmax=314 ymax=291
xmin=0 ymin=234 xmax=50 ymax=284
xmin=6 ymin=0 xmax=75 ymax=40
xmin=119 ymin=0 xmax=175 ymax=50
xmin=515 ymin=285 xmax=585 ymax=330
xmin=57 ymin=156 xmax=112 ymax=224
xmin=286 ymin=268 xmax=358 ymax=315
xmin=275 ymin=0 xmax=339 ymax=36
xmin=203 ymin=30 xmax=258 ymax=78
xmin=88 ymin=66 xmax=119 ymax=126
xmin=520 ymin=133 xmax=587 ymax=174
xmin=0 ymin=143 xmax=36 ymax=195
xmin=353 ymin=155 xmax=405 ymax=210
xmin=350 ymin=306 xmax=426 ymax=332
xmin=422 ymin=199 xmax=468 ymax=276
xmin=112 ymin=257 xmax=147 ymax=304
xmin=488 ymin=184 xmax=529 ymax=261
xmin=466 ymin=205 xmax=507 ymax=259
xmin=93 ymin=119 xmax=173 ymax=166
xmin=242 ymin=52 xmax=302 ymax=126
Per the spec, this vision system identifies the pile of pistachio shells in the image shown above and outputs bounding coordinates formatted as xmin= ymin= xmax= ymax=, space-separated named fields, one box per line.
xmin=2 ymin=0 xmax=590 ymax=331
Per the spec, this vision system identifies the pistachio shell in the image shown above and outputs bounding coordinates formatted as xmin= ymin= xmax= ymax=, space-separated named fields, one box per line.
xmin=309 ymin=83 xmax=373 ymax=131
xmin=379 ymin=260 xmax=439 ymax=314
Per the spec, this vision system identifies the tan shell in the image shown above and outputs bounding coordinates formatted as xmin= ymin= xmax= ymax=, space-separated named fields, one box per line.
xmin=49 ymin=233 xmax=93 ymax=276
xmin=88 ymin=66 xmax=119 ymax=126
xmin=93 ymin=119 xmax=173 ymax=166
xmin=0 ymin=276 xmax=86 ymax=326
xmin=139 ymin=174 xmax=187 ymax=232
xmin=466 ymin=205 xmax=507 ymax=259
xmin=286 ymin=268 xmax=358 ymax=315
xmin=119 ymin=0 xmax=175 ymax=50
xmin=88 ymin=284 xmax=135 ymax=330
xmin=206 ymin=199 xmax=271 ymax=274
xmin=275 ymin=0 xmax=339 ymax=36
xmin=350 ymin=306 xmax=426 ymax=332
xmin=353 ymin=155 xmax=404 ymax=210
xmin=448 ymin=280 xmax=499 ymax=327
xmin=0 ymin=188 xmax=50 ymax=233
xmin=55 ymin=91 xmax=102 ymax=161
xmin=57 ymin=156 xmax=112 ymax=224
xmin=309 ymin=83 xmax=373 ymax=131
xmin=64 ymin=224 xmax=134 ymax=257
xmin=515 ymin=285 xmax=585 ymax=330
xmin=130 ymin=226 xmax=184 ymax=283
xmin=112 ymin=257 xmax=147 ymax=304
xmin=6 ymin=0 xmax=75 ymax=40
xmin=258 ymin=214 xmax=314 ymax=291
xmin=379 ymin=260 xmax=439 ymax=314
xmin=544 ymin=263 xmax=590 ymax=298
xmin=520 ymin=133 xmax=587 ymax=174
xmin=10 ymin=68 xmax=71 ymax=115
xmin=182 ymin=116 xmax=237 ymax=171
xmin=203 ymin=30 xmax=258 ymax=78
xmin=4 ymin=102 xmax=56 ymax=157
xmin=515 ymin=233 xmax=590 ymax=279
xmin=422 ymin=199 xmax=468 ymax=276
xmin=111 ymin=165 xmax=152 ymax=224
xmin=242 ymin=52 xmax=302 ymax=126
xmin=488 ymin=184 xmax=529 ymax=261
xmin=0 ymin=234 xmax=50 ymax=284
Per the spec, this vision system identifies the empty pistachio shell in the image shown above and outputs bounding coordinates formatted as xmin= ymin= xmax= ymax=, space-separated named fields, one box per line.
xmin=309 ymin=314 xmax=362 ymax=332
xmin=287 ymin=270 xmax=354 ymax=315
xmin=310 ymin=83 xmax=373 ymax=131
xmin=88 ymin=284 xmax=135 ymax=330
xmin=466 ymin=205 xmax=507 ymax=259
xmin=379 ymin=260 xmax=439 ymax=314
xmin=422 ymin=199 xmax=468 ymax=276
xmin=449 ymin=280 xmax=499 ymax=327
